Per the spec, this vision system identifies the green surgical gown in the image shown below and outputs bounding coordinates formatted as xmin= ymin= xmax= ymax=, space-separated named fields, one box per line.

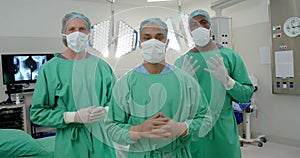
xmin=174 ymin=47 xmax=254 ymax=158
xmin=106 ymin=68 xmax=211 ymax=158
xmin=30 ymin=53 xmax=116 ymax=158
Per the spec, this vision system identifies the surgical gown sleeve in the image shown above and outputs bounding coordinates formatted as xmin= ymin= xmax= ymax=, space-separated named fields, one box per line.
xmin=224 ymin=49 xmax=254 ymax=102
xmin=30 ymin=65 xmax=67 ymax=128
xmin=105 ymin=72 xmax=136 ymax=145
xmin=182 ymin=81 xmax=212 ymax=140
xmin=103 ymin=67 xmax=116 ymax=108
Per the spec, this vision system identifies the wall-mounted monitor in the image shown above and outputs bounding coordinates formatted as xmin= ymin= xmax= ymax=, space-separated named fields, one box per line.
xmin=1 ymin=53 xmax=54 ymax=85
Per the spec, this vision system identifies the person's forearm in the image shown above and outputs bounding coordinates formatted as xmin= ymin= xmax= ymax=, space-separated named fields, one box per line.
xmin=129 ymin=125 xmax=142 ymax=141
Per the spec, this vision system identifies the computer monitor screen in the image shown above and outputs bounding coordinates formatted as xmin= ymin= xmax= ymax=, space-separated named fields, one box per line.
xmin=1 ymin=53 xmax=54 ymax=84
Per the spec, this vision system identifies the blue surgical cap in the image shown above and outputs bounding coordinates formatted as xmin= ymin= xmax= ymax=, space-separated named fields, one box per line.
xmin=139 ymin=18 xmax=168 ymax=36
xmin=188 ymin=9 xmax=211 ymax=25
xmin=61 ymin=12 xmax=91 ymax=33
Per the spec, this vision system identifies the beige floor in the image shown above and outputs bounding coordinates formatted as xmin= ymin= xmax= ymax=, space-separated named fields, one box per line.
xmin=114 ymin=141 xmax=300 ymax=158
xmin=241 ymin=142 xmax=300 ymax=158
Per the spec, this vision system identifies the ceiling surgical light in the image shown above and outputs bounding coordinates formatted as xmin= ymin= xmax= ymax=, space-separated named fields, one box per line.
xmin=115 ymin=20 xmax=138 ymax=58
xmin=91 ymin=19 xmax=112 ymax=58
xmin=165 ymin=17 xmax=181 ymax=51
xmin=179 ymin=13 xmax=194 ymax=48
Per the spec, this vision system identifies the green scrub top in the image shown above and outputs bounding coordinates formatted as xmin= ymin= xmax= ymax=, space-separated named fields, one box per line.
xmin=174 ymin=47 xmax=254 ymax=158
xmin=106 ymin=67 xmax=211 ymax=158
xmin=30 ymin=53 xmax=116 ymax=158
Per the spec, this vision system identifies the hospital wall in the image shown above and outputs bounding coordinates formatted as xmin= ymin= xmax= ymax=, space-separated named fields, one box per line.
xmin=0 ymin=0 xmax=299 ymax=147
xmin=215 ymin=0 xmax=300 ymax=147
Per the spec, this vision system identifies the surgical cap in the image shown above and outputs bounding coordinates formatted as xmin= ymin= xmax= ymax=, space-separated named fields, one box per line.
xmin=139 ymin=18 xmax=168 ymax=36
xmin=188 ymin=9 xmax=211 ymax=25
xmin=61 ymin=12 xmax=91 ymax=33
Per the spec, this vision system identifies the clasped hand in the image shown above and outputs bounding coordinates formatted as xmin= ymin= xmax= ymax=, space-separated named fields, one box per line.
xmin=130 ymin=112 xmax=187 ymax=140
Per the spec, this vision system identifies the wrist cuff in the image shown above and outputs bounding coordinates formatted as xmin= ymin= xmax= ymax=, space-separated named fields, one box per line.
xmin=64 ymin=112 xmax=76 ymax=124
xmin=225 ymin=76 xmax=235 ymax=90
xmin=181 ymin=122 xmax=189 ymax=137
xmin=104 ymin=106 xmax=109 ymax=113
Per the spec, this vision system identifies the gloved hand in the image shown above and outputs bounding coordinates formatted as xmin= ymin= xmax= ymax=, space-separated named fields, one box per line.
xmin=64 ymin=106 xmax=107 ymax=124
xmin=181 ymin=55 xmax=200 ymax=79
xmin=157 ymin=113 xmax=188 ymax=138
xmin=129 ymin=112 xmax=188 ymax=140
xmin=129 ymin=112 xmax=169 ymax=140
xmin=204 ymin=54 xmax=235 ymax=90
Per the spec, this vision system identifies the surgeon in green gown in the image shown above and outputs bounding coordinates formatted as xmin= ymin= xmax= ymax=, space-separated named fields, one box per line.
xmin=30 ymin=12 xmax=116 ymax=158
xmin=105 ymin=18 xmax=222 ymax=158
xmin=175 ymin=9 xmax=254 ymax=158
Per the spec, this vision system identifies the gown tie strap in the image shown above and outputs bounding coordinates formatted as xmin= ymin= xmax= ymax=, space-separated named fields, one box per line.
xmin=71 ymin=127 xmax=94 ymax=152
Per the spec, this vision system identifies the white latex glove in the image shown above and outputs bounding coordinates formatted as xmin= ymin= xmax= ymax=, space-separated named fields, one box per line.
xmin=158 ymin=113 xmax=188 ymax=138
xmin=181 ymin=55 xmax=200 ymax=79
xmin=85 ymin=106 xmax=107 ymax=121
xmin=204 ymin=54 xmax=235 ymax=90
xmin=64 ymin=106 xmax=107 ymax=124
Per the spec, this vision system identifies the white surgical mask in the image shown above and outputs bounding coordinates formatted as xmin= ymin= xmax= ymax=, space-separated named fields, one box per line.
xmin=191 ymin=27 xmax=211 ymax=47
xmin=64 ymin=31 xmax=89 ymax=53
xmin=141 ymin=39 xmax=167 ymax=64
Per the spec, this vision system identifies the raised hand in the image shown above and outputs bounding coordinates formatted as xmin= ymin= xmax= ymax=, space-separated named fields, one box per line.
xmin=181 ymin=55 xmax=200 ymax=79
xmin=204 ymin=54 xmax=235 ymax=90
